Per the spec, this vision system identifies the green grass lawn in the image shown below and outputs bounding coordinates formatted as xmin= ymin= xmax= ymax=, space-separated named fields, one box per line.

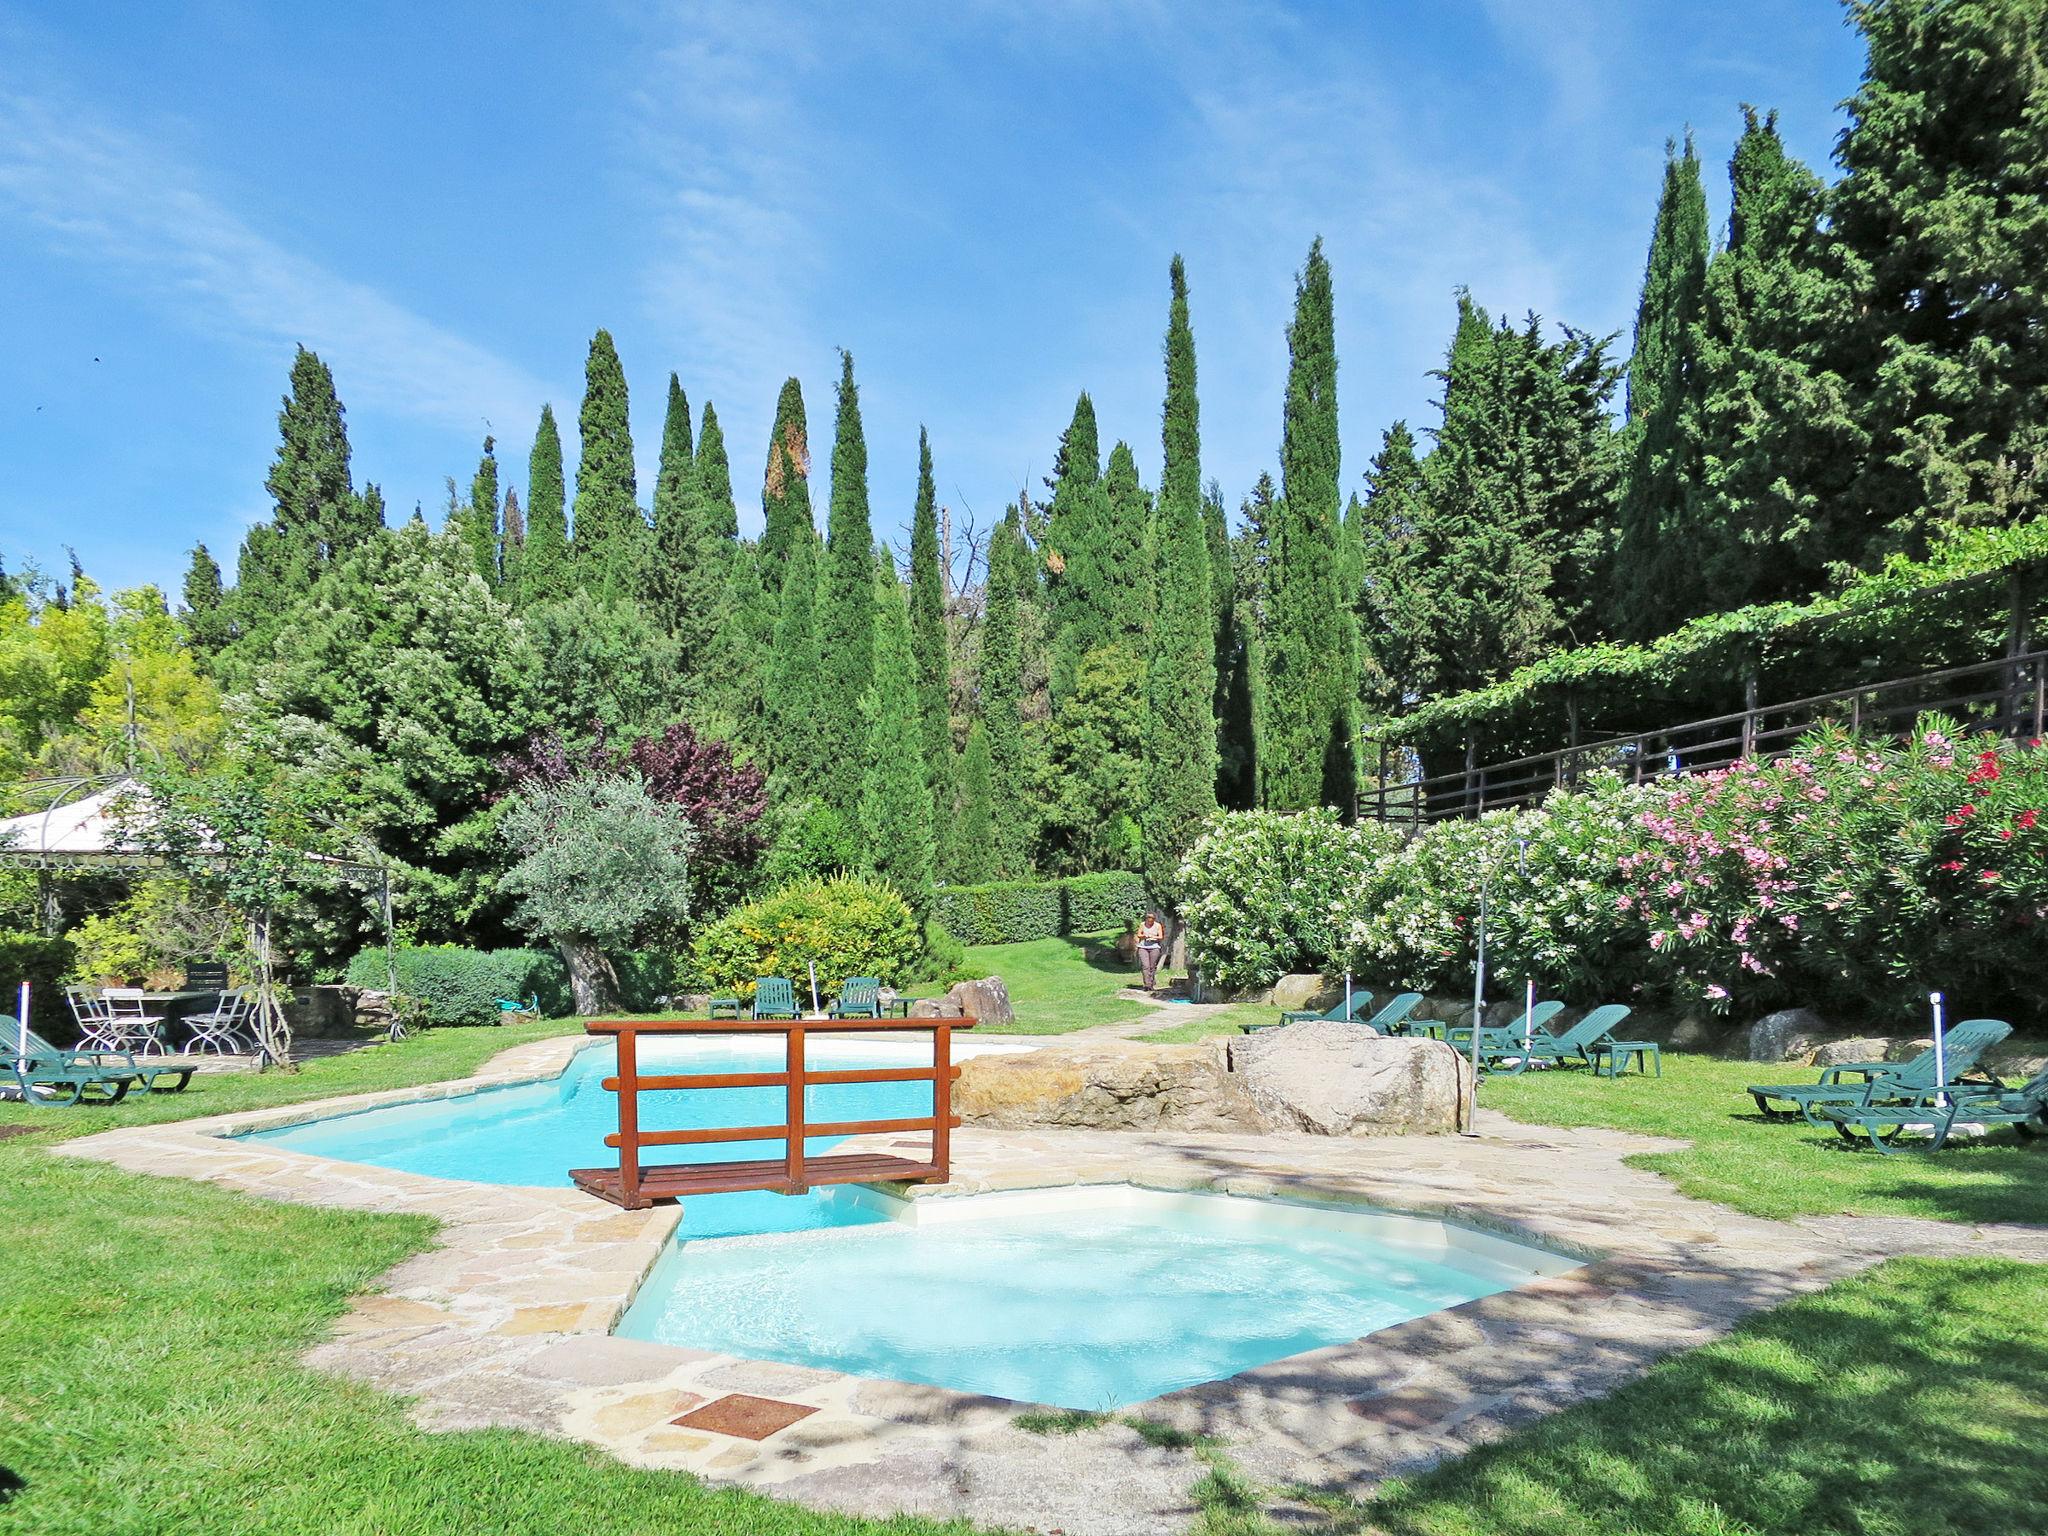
xmin=1137 ymin=1003 xmax=1272 ymax=1043
xmin=1481 ymin=1051 xmax=2048 ymax=1225
xmin=931 ymin=932 xmax=1154 ymax=1035
xmin=1358 ymin=1257 xmax=2048 ymax=1536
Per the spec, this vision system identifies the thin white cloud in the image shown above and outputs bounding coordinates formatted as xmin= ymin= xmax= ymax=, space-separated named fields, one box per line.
xmin=0 ymin=77 xmax=549 ymax=434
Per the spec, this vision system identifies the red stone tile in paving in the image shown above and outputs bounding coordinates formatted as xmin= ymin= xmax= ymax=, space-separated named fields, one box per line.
xmin=672 ymin=1393 xmax=819 ymax=1441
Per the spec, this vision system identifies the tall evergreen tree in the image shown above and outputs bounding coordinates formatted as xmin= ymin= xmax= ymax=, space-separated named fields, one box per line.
xmin=647 ymin=375 xmax=695 ymax=615
xmin=760 ymin=377 xmax=814 ymax=576
xmin=1354 ymin=421 xmax=1432 ymax=716
xmin=1829 ymin=0 xmax=2048 ymax=551
xmin=949 ymin=720 xmax=996 ymax=884
xmin=648 ymin=389 xmax=738 ymax=684
xmin=1098 ymin=441 xmax=1155 ymax=644
xmin=180 ymin=544 xmax=229 ymax=659
xmin=979 ymin=509 xmax=1032 ymax=877
xmin=907 ymin=428 xmax=953 ymax=830
xmin=571 ymin=328 xmax=642 ymax=600
xmin=1259 ymin=238 xmax=1356 ymax=812
xmin=705 ymin=540 xmax=775 ymax=752
xmin=1613 ymin=135 xmax=1712 ymax=639
xmin=1141 ymin=255 xmax=1218 ymax=907
xmin=521 ymin=405 xmax=572 ymax=606
xmin=696 ymin=401 xmax=739 ymax=542
xmin=1044 ymin=393 xmax=1106 ymax=699
xmin=816 ymin=352 xmax=877 ymax=821
xmin=1693 ymin=106 xmax=1862 ymax=604
xmin=460 ymin=435 xmax=501 ymax=585
xmin=237 ymin=345 xmax=362 ymax=626
xmin=765 ymin=524 xmax=826 ymax=801
xmin=860 ymin=565 xmax=937 ymax=907
xmin=1208 ymin=480 xmax=1256 ymax=809
xmin=499 ymin=487 xmax=526 ymax=600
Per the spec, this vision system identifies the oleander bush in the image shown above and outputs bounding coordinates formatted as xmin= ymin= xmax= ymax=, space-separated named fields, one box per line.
xmin=342 ymin=944 xmax=570 ymax=1028
xmin=1178 ymin=719 xmax=2047 ymax=1017
xmin=691 ymin=874 xmax=926 ymax=997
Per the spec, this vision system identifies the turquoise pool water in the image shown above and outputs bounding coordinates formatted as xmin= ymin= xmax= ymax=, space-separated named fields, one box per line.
xmin=245 ymin=1038 xmax=948 ymax=1239
xmin=617 ymin=1186 xmax=1575 ymax=1409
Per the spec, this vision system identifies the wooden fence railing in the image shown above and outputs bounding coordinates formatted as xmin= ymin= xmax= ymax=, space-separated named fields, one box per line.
xmin=567 ymin=1016 xmax=973 ymax=1210
xmin=1367 ymin=649 xmax=2048 ymax=825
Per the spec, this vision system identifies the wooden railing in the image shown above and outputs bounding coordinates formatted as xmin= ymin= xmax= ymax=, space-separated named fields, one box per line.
xmin=567 ymin=1016 xmax=974 ymax=1210
xmin=1366 ymin=650 xmax=2048 ymax=825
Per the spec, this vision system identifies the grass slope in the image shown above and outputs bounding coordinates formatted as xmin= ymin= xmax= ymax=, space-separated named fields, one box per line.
xmin=1481 ymin=1052 xmax=2048 ymax=1225
xmin=938 ymin=933 xmax=1154 ymax=1035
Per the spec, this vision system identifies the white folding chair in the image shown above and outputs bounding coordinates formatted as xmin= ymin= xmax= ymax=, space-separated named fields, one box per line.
xmin=183 ymin=988 xmax=257 ymax=1055
xmin=66 ymin=987 xmax=122 ymax=1052
xmin=100 ymin=988 xmax=171 ymax=1055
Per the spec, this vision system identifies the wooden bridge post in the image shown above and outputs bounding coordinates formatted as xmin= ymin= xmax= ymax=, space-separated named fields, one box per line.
xmin=617 ymin=1025 xmax=643 ymax=1210
xmin=784 ymin=1023 xmax=808 ymax=1194
xmin=932 ymin=1022 xmax=953 ymax=1177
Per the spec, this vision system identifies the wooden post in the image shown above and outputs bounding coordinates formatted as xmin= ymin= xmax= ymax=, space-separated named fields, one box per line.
xmin=617 ymin=1026 xmax=642 ymax=1210
xmin=1563 ymin=694 xmax=1580 ymax=787
xmin=784 ymin=1024 xmax=808 ymax=1194
xmin=1741 ymin=670 xmax=1760 ymax=758
xmin=1462 ymin=734 xmax=1477 ymax=818
xmin=932 ymin=1021 xmax=953 ymax=1179
xmin=1632 ymin=735 xmax=1645 ymax=784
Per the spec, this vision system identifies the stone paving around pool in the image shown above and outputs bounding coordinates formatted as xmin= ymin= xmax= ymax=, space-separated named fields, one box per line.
xmin=55 ymin=1032 xmax=2048 ymax=1536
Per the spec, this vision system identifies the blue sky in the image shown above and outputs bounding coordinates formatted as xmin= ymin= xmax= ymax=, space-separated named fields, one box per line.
xmin=0 ymin=2 xmax=1867 ymax=596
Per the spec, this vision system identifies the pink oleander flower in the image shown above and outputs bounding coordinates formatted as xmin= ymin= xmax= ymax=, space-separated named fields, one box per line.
xmin=1704 ymin=984 xmax=1730 ymax=1000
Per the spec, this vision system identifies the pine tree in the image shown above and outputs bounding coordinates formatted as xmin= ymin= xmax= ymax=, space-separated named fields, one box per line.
xmin=180 ymin=544 xmax=229 ymax=658
xmin=237 ymin=346 xmax=361 ymax=628
xmin=460 ymin=435 xmax=501 ymax=585
xmin=760 ymin=376 xmax=813 ymax=575
xmin=499 ymin=487 xmax=526 ymax=599
xmin=979 ymin=509 xmax=1032 ymax=877
xmin=1692 ymin=106 xmax=1862 ymax=605
xmin=949 ymin=720 xmax=996 ymax=884
xmin=1140 ymin=255 xmax=1218 ymax=907
xmin=907 ymin=428 xmax=953 ymax=832
xmin=860 ymin=564 xmax=937 ymax=907
xmin=1613 ymin=135 xmax=1712 ymax=639
xmin=816 ymin=352 xmax=876 ymax=821
xmin=1829 ymin=0 xmax=2047 ymax=552
xmin=1259 ymin=238 xmax=1356 ymax=812
xmin=521 ymin=405 xmax=571 ymax=606
xmin=765 ymin=522 xmax=824 ymax=799
xmin=571 ymin=328 xmax=642 ymax=601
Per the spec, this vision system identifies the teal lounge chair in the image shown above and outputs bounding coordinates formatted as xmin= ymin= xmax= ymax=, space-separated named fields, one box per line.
xmin=827 ymin=977 xmax=881 ymax=1020
xmin=1265 ymin=988 xmax=1375 ymax=1030
xmin=7 ymin=1020 xmax=193 ymax=1107
xmin=1359 ymin=992 xmax=1427 ymax=1036
xmin=1817 ymin=1064 xmax=2048 ymax=1153
xmin=1442 ymin=999 xmax=1566 ymax=1053
xmin=749 ymin=976 xmax=799 ymax=1021
xmin=1475 ymin=1004 xmax=1636 ymax=1075
xmin=1747 ymin=1020 xmax=2011 ymax=1119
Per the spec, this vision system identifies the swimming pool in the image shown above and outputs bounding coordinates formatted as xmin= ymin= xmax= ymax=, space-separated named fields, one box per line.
xmin=618 ymin=1184 xmax=1578 ymax=1409
xmin=245 ymin=1036 xmax=1016 ymax=1239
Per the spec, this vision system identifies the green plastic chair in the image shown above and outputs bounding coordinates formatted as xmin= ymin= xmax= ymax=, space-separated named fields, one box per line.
xmin=7 ymin=1019 xmax=193 ymax=1106
xmin=1818 ymin=1063 xmax=2048 ymax=1153
xmin=828 ymin=978 xmax=881 ymax=1020
xmin=1260 ymin=988 xmax=1375 ymax=1031
xmin=1442 ymin=999 xmax=1566 ymax=1053
xmin=1358 ymin=992 xmax=1427 ymax=1036
xmin=1748 ymin=1020 xmax=2011 ymax=1119
xmin=749 ymin=977 xmax=799 ymax=1020
xmin=1476 ymin=1004 xmax=1636 ymax=1075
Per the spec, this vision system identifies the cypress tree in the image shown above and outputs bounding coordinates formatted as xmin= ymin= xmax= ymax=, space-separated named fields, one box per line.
xmin=696 ymin=401 xmax=739 ymax=541
xmin=949 ymin=720 xmax=996 ymax=884
xmin=860 ymin=564 xmax=937 ymax=907
xmin=1208 ymin=479 xmax=1256 ymax=809
xmin=765 ymin=522 xmax=824 ymax=799
xmin=980 ymin=509 xmax=1032 ymax=877
xmin=521 ymin=405 xmax=571 ymax=606
xmin=1354 ymin=421 xmax=1433 ymax=715
xmin=499 ymin=487 xmax=526 ymax=600
xmin=1259 ymin=238 xmax=1356 ymax=812
xmin=1140 ymin=254 xmax=1218 ymax=907
xmin=760 ymin=377 xmax=814 ymax=575
xmin=1098 ymin=441 xmax=1154 ymax=644
xmin=649 ymin=390 xmax=738 ymax=683
xmin=1045 ymin=393 xmax=1105 ymax=699
xmin=648 ymin=375 xmax=695 ymax=615
xmin=1613 ymin=136 xmax=1712 ymax=639
xmin=708 ymin=540 xmax=776 ymax=753
xmin=461 ymin=435 xmax=501 ymax=585
xmin=571 ymin=328 xmax=642 ymax=601
xmin=816 ymin=351 xmax=876 ymax=821
xmin=237 ymin=346 xmax=360 ymax=629
xmin=180 ymin=543 xmax=229 ymax=658
xmin=907 ymin=428 xmax=953 ymax=830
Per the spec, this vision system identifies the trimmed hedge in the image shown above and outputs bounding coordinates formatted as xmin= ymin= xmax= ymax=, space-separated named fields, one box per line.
xmin=344 ymin=945 xmax=571 ymax=1028
xmin=932 ymin=871 xmax=1151 ymax=947
xmin=0 ymin=931 xmax=80 ymax=1041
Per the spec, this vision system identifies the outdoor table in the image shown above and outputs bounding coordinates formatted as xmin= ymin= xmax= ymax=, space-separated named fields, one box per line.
xmin=140 ymin=990 xmax=224 ymax=1048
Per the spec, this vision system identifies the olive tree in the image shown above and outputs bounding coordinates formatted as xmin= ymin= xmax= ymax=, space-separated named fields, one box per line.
xmin=496 ymin=773 xmax=693 ymax=1012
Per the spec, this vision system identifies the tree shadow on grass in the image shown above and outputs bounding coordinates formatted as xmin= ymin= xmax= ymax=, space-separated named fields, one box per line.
xmin=0 ymin=1465 xmax=21 ymax=1503
xmin=1058 ymin=933 xmax=1136 ymax=979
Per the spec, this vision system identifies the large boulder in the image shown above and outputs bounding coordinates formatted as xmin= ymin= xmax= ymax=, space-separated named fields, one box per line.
xmin=1743 ymin=1008 xmax=1832 ymax=1062
xmin=1270 ymin=973 xmax=1340 ymax=1011
xmin=1812 ymin=1036 xmax=1892 ymax=1068
xmin=946 ymin=976 xmax=1014 ymax=1028
xmin=907 ymin=997 xmax=964 ymax=1019
xmin=956 ymin=1041 xmax=1261 ymax=1132
xmin=1229 ymin=1024 xmax=1472 ymax=1137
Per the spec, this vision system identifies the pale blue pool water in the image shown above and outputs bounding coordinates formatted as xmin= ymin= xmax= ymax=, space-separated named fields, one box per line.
xmin=618 ymin=1189 xmax=1571 ymax=1409
xmin=244 ymin=1039 xmax=943 ymax=1239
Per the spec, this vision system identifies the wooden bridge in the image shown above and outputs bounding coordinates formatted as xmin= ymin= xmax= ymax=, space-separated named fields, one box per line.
xmin=568 ymin=1015 xmax=973 ymax=1210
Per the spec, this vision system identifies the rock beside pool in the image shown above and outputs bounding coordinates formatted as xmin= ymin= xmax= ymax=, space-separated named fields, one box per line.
xmin=955 ymin=1041 xmax=1261 ymax=1132
xmin=1268 ymin=973 xmax=1339 ymax=1011
xmin=1743 ymin=1007 xmax=1832 ymax=1061
xmin=1228 ymin=1024 xmax=1471 ymax=1137
xmin=1812 ymin=1036 xmax=1892 ymax=1068
xmin=946 ymin=976 xmax=1015 ymax=1028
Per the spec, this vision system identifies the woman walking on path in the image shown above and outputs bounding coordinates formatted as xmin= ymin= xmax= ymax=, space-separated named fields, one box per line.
xmin=1135 ymin=911 xmax=1167 ymax=991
